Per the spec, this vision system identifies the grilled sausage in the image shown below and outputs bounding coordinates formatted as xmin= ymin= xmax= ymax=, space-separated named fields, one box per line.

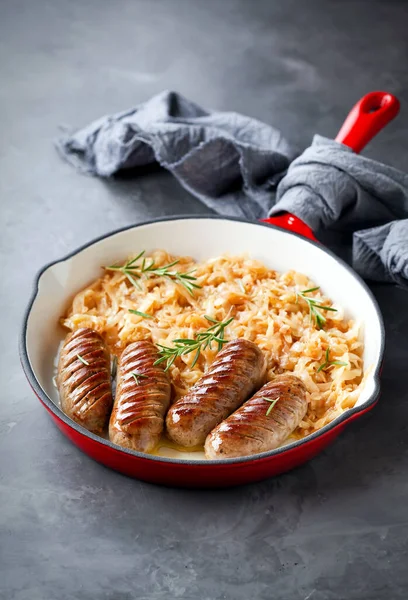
xmin=205 ymin=374 xmax=307 ymax=459
xmin=57 ymin=328 xmax=113 ymax=434
xmin=109 ymin=341 xmax=171 ymax=453
xmin=166 ymin=339 xmax=267 ymax=447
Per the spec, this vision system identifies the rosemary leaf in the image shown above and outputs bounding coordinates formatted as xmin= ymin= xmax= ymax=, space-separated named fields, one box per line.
xmin=317 ymin=305 xmax=338 ymax=312
xmin=77 ymin=354 xmax=89 ymax=366
xmin=129 ymin=309 xmax=153 ymax=319
xmin=125 ymin=272 xmax=142 ymax=290
xmin=204 ymin=315 xmax=219 ymax=324
xmin=317 ymin=347 xmax=348 ymax=372
xmin=131 ymin=371 xmax=149 ymax=385
xmin=127 ymin=250 xmax=145 ymax=266
xmin=296 ymin=287 xmax=337 ymax=329
xmin=262 ymin=396 xmax=280 ymax=416
xmin=191 ymin=348 xmax=201 ymax=368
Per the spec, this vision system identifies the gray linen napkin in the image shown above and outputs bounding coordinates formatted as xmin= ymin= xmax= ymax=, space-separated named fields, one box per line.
xmin=353 ymin=221 xmax=408 ymax=287
xmin=271 ymin=135 xmax=408 ymax=230
xmin=57 ymin=90 xmax=294 ymax=220
xmin=56 ymin=90 xmax=408 ymax=288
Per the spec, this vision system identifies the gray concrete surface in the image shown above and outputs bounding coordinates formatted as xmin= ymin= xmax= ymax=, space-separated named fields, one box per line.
xmin=1 ymin=0 xmax=408 ymax=598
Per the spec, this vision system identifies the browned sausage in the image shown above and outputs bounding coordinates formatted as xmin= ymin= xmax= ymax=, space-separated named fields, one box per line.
xmin=57 ymin=328 xmax=113 ymax=434
xmin=166 ymin=339 xmax=267 ymax=447
xmin=205 ymin=374 xmax=308 ymax=459
xmin=109 ymin=341 xmax=171 ymax=453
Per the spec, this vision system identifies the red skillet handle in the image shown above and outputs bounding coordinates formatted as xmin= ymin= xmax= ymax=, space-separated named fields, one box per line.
xmin=262 ymin=91 xmax=400 ymax=241
xmin=335 ymin=91 xmax=400 ymax=152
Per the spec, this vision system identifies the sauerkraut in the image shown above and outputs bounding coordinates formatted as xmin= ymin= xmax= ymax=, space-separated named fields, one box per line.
xmin=62 ymin=250 xmax=364 ymax=437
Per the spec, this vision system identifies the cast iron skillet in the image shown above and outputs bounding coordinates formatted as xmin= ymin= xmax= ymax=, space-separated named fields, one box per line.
xmin=20 ymin=92 xmax=399 ymax=487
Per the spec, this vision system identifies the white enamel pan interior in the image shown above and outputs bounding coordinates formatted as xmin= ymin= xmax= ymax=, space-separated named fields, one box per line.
xmin=21 ymin=216 xmax=384 ymax=460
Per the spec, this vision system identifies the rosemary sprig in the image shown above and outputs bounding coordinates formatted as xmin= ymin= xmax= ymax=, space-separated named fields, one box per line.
xmin=154 ymin=315 xmax=235 ymax=371
xmin=105 ymin=251 xmax=201 ymax=296
xmin=317 ymin=347 xmax=348 ymax=373
xmin=262 ymin=396 xmax=280 ymax=416
xmin=105 ymin=251 xmax=145 ymax=289
xmin=296 ymin=286 xmax=337 ymax=329
xmin=131 ymin=371 xmax=149 ymax=385
xmin=129 ymin=309 xmax=153 ymax=319
xmin=77 ymin=354 xmax=89 ymax=366
xmin=141 ymin=258 xmax=200 ymax=296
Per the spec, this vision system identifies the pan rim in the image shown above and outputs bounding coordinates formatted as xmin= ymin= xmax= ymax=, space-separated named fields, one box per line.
xmin=19 ymin=214 xmax=384 ymax=466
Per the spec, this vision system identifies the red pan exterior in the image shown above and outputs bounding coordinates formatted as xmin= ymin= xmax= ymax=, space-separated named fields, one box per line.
xmin=262 ymin=215 xmax=317 ymax=241
xmin=36 ymin=391 xmax=377 ymax=488
xmin=334 ymin=91 xmax=400 ymax=153
xmin=21 ymin=215 xmax=384 ymax=488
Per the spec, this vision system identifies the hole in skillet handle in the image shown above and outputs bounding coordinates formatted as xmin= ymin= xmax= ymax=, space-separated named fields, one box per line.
xmin=335 ymin=91 xmax=400 ymax=154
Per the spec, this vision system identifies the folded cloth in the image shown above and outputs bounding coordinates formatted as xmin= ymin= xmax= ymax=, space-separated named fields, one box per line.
xmin=271 ymin=135 xmax=408 ymax=231
xmin=56 ymin=90 xmax=295 ymax=220
xmin=353 ymin=220 xmax=408 ymax=287
xmin=56 ymin=90 xmax=408 ymax=287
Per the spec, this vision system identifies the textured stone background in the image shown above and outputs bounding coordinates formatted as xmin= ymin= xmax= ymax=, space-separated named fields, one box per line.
xmin=1 ymin=1 xmax=408 ymax=598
